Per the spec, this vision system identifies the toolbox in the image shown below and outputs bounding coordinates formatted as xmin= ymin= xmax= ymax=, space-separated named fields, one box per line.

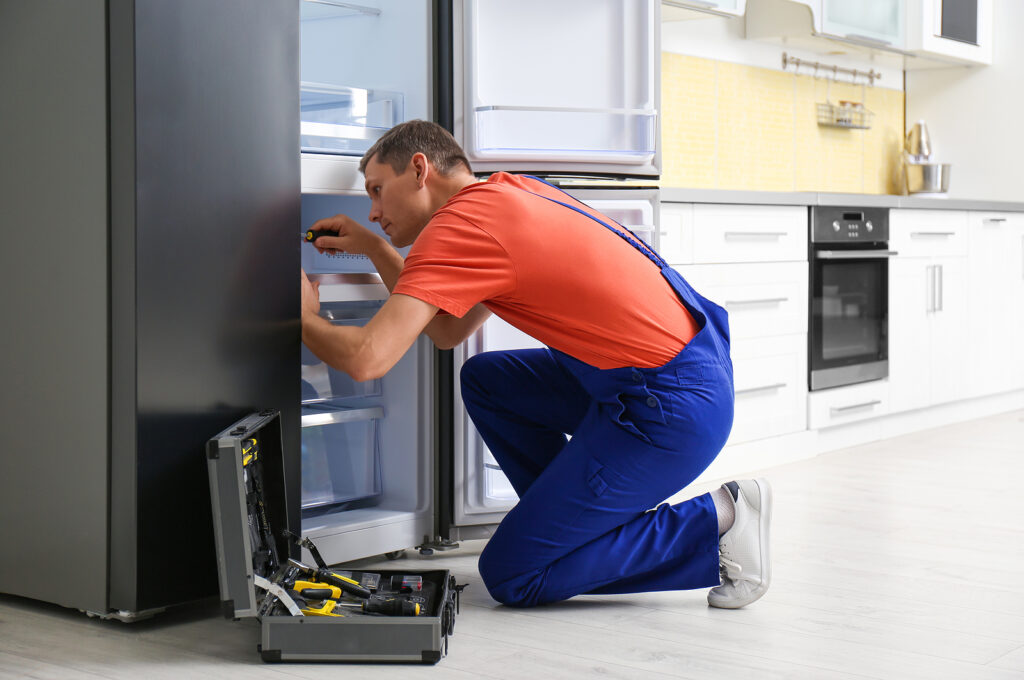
xmin=206 ymin=410 xmax=462 ymax=663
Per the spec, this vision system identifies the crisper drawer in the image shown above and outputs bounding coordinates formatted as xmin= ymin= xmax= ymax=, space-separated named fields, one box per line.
xmin=889 ymin=209 xmax=968 ymax=258
xmin=693 ymin=204 xmax=807 ymax=264
xmin=727 ymin=334 xmax=807 ymax=446
xmin=301 ymin=301 xmax=383 ymax=402
xmin=808 ymin=380 xmax=890 ymax=430
xmin=679 ymin=261 xmax=808 ymax=339
xmin=301 ymin=405 xmax=383 ymax=510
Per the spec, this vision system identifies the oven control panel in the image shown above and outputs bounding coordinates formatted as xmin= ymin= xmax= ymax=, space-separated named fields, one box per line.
xmin=811 ymin=206 xmax=889 ymax=244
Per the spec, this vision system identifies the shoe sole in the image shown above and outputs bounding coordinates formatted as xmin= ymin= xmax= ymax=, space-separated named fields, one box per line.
xmin=709 ymin=478 xmax=773 ymax=609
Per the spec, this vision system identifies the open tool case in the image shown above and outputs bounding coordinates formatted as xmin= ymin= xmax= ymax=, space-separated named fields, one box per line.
xmin=206 ymin=411 xmax=461 ymax=663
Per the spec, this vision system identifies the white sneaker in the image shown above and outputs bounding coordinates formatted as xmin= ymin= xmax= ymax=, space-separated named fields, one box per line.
xmin=707 ymin=478 xmax=772 ymax=609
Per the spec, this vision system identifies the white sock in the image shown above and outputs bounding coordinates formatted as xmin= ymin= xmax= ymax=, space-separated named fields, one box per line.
xmin=711 ymin=486 xmax=735 ymax=536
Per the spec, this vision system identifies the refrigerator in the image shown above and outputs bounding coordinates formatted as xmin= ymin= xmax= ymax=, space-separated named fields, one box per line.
xmin=298 ymin=0 xmax=663 ymax=559
xmin=0 ymin=0 xmax=660 ymax=619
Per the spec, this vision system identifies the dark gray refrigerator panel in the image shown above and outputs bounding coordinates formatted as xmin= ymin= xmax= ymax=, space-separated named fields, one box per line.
xmin=0 ymin=0 xmax=301 ymax=616
xmin=0 ymin=0 xmax=112 ymax=614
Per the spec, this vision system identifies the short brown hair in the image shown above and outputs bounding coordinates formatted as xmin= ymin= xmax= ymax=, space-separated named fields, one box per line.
xmin=359 ymin=119 xmax=473 ymax=177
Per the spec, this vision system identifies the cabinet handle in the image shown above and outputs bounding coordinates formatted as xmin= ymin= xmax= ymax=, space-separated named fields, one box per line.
xmin=911 ymin=231 xmax=956 ymax=237
xmin=724 ymin=297 xmax=789 ymax=307
xmin=724 ymin=231 xmax=788 ymax=239
xmin=984 ymin=218 xmax=1007 ymax=224
xmin=736 ymin=382 xmax=787 ymax=396
xmin=926 ymin=264 xmax=935 ymax=313
xmin=830 ymin=399 xmax=881 ymax=415
xmin=936 ymin=264 xmax=944 ymax=312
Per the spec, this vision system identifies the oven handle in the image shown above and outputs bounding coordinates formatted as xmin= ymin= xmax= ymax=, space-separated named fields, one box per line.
xmin=815 ymin=250 xmax=899 ymax=259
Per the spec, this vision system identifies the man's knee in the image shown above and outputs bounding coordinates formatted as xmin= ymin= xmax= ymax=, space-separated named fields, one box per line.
xmin=478 ymin=541 xmax=540 ymax=608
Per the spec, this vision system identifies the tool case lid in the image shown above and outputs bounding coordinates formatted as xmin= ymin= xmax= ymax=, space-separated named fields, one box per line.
xmin=206 ymin=410 xmax=291 ymax=620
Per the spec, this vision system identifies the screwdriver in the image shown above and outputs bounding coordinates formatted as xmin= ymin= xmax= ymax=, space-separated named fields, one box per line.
xmin=338 ymin=598 xmax=421 ymax=617
xmin=287 ymin=559 xmax=372 ymax=599
xmin=303 ymin=228 xmax=335 ymax=243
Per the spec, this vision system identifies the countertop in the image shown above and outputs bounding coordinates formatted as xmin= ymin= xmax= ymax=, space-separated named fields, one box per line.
xmin=659 ymin=188 xmax=1024 ymax=212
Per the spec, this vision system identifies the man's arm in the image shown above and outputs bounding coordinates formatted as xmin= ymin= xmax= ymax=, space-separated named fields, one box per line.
xmin=421 ymin=303 xmax=493 ymax=350
xmin=302 ymin=271 xmax=439 ymax=380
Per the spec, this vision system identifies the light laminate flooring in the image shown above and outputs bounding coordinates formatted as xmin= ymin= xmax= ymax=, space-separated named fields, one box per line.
xmin=2 ymin=410 xmax=1023 ymax=679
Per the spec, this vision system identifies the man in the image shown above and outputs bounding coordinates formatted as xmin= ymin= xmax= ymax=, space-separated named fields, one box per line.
xmin=301 ymin=120 xmax=771 ymax=609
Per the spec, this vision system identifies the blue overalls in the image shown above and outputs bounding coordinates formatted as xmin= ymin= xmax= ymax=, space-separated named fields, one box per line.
xmin=461 ymin=179 xmax=736 ymax=607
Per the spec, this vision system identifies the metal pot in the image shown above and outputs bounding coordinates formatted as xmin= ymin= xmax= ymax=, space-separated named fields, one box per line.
xmin=905 ymin=162 xmax=951 ymax=194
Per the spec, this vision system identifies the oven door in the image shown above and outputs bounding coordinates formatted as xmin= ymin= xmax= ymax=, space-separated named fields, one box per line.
xmin=809 ymin=248 xmax=894 ymax=391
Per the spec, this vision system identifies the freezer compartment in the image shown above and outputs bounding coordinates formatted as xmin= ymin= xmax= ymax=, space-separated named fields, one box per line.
xmin=473 ymin=106 xmax=656 ymax=162
xmin=301 ymin=194 xmax=411 ymax=275
xmin=300 ymin=82 xmax=403 ymax=156
xmin=301 ymin=300 xmax=383 ymax=402
xmin=301 ymin=404 xmax=383 ymax=510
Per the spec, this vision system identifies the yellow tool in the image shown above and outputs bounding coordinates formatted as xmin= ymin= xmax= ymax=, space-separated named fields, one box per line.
xmin=301 ymin=598 xmax=342 ymax=617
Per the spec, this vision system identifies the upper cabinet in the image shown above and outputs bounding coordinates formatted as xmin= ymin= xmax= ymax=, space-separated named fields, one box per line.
xmin=745 ymin=0 xmax=992 ymax=67
xmin=663 ymin=0 xmax=746 ymax=18
xmin=905 ymin=0 xmax=992 ymax=66
xmin=746 ymin=0 xmax=906 ymax=55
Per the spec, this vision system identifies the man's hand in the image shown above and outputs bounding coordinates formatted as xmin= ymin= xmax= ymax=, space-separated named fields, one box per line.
xmin=310 ymin=214 xmax=386 ymax=257
xmin=300 ymin=268 xmax=320 ymax=319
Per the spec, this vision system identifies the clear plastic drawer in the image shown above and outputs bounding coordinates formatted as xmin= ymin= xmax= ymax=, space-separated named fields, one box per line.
xmin=300 ymin=404 xmax=383 ymax=510
xmin=301 ymin=301 xmax=382 ymax=403
xmin=300 ymin=82 xmax=404 ymax=156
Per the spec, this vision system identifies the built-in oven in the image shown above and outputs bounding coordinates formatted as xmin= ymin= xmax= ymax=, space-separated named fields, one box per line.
xmin=809 ymin=206 xmax=897 ymax=391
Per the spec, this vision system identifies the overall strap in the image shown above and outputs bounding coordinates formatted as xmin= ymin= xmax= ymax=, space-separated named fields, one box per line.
xmin=520 ymin=175 xmax=669 ymax=270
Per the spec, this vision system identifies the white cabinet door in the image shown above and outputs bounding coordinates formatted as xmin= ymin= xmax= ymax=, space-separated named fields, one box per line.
xmin=889 ymin=253 xmax=969 ymax=413
xmin=820 ymin=0 xmax=905 ymax=49
xmin=906 ymin=0 xmax=993 ymax=66
xmin=888 ymin=256 xmax=931 ymax=413
xmin=966 ymin=212 xmax=1024 ymax=397
xmin=455 ymin=0 xmax=659 ymax=177
xmin=890 ymin=209 xmax=968 ymax=258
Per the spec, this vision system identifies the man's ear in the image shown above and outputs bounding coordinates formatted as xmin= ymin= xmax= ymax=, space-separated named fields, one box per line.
xmin=411 ymin=152 xmax=430 ymax=188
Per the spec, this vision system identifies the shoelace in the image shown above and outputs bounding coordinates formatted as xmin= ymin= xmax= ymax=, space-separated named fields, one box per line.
xmin=719 ymin=557 xmax=743 ymax=584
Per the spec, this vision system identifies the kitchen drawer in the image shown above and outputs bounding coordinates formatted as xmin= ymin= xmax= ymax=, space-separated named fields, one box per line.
xmin=679 ymin=261 xmax=808 ymax=339
xmin=727 ymin=334 xmax=807 ymax=446
xmin=659 ymin=202 xmax=694 ymax=266
xmin=692 ymin=204 xmax=807 ymax=264
xmin=890 ymin=209 xmax=968 ymax=258
xmin=807 ymin=380 xmax=890 ymax=430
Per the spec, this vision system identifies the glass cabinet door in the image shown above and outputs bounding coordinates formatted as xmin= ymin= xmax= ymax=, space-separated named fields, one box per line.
xmin=821 ymin=0 xmax=905 ymax=49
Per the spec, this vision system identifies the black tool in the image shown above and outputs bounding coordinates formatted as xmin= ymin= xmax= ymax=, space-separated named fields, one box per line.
xmin=338 ymin=598 xmax=421 ymax=617
xmin=303 ymin=228 xmax=334 ymax=242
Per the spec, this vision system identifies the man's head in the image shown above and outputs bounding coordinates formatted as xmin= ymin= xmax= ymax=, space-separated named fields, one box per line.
xmin=360 ymin=121 xmax=476 ymax=248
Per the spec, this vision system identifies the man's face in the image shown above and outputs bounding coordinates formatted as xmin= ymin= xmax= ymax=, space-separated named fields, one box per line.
xmin=364 ymin=155 xmax=432 ymax=248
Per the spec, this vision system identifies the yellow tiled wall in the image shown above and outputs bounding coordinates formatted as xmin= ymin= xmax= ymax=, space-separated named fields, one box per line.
xmin=662 ymin=53 xmax=904 ymax=194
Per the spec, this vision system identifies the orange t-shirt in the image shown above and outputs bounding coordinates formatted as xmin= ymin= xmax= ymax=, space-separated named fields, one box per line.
xmin=392 ymin=173 xmax=698 ymax=369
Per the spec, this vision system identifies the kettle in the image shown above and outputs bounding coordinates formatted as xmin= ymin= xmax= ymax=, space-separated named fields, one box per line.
xmin=905 ymin=120 xmax=932 ymax=161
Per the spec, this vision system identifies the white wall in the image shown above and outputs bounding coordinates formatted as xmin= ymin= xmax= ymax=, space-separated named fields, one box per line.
xmin=905 ymin=0 xmax=1023 ymax=201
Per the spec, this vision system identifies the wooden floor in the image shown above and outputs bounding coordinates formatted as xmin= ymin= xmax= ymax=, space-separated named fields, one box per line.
xmin=3 ymin=409 xmax=1023 ymax=679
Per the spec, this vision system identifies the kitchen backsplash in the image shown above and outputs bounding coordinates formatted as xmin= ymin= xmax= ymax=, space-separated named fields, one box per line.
xmin=662 ymin=52 xmax=904 ymax=194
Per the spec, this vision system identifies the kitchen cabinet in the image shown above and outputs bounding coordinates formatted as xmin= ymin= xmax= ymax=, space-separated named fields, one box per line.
xmin=692 ymin=204 xmax=807 ymax=264
xmin=966 ymin=212 xmax=1024 ymax=397
xmin=906 ymin=0 xmax=992 ymax=66
xmin=664 ymin=202 xmax=808 ymax=446
xmin=746 ymin=0 xmax=907 ymax=55
xmin=887 ymin=209 xmax=969 ymax=413
xmin=662 ymin=0 xmax=746 ymax=18
xmin=807 ymin=378 xmax=891 ymax=429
